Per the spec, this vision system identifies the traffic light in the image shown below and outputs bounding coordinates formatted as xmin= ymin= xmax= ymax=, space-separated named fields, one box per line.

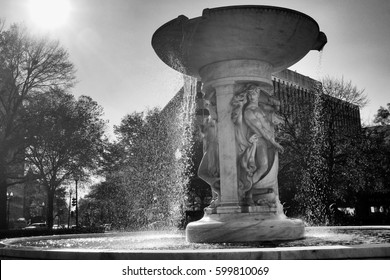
xmin=72 ymin=198 xmax=76 ymax=206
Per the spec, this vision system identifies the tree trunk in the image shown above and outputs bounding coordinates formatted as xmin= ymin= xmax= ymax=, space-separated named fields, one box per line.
xmin=47 ymin=187 xmax=55 ymax=229
xmin=0 ymin=178 xmax=8 ymax=230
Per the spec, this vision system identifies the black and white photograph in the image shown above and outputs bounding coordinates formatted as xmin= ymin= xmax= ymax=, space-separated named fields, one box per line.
xmin=1 ymin=0 xmax=389 ymax=279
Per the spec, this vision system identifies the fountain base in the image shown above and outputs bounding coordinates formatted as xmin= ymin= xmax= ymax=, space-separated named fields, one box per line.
xmin=186 ymin=210 xmax=305 ymax=243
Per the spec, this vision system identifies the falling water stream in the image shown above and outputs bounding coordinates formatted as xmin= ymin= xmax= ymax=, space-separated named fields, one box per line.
xmin=151 ymin=69 xmax=197 ymax=228
xmin=316 ymin=49 xmax=324 ymax=80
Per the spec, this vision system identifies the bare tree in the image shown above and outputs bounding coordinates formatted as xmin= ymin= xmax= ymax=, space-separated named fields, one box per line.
xmin=321 ymin=76 xmax=368 ymax=108
xmin=0 ymin=22 xmax=75 ymax=229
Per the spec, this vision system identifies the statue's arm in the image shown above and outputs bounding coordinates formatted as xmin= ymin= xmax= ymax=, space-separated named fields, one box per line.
xmin=244 ymin=109 xmax=284 ymax=153
xmin=244 ymin=110 xmax=273 ymax=141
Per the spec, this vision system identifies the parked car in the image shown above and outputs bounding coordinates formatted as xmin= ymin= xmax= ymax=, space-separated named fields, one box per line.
xmin=23 ymin=223 xmax=48 ymax=230
xmin=13 ymin=218 xmax=28 ymax=229
xmin=103 ymin=224 xmax=112 ymax=231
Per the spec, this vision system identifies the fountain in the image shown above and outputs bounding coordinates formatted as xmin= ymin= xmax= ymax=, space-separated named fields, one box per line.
xmin=1 ymin=5 xmax=390 ymax=260
xmin=152 ymin=5 xmax=326 ymax=243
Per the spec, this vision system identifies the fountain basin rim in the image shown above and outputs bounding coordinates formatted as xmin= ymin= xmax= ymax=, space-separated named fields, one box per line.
xmin=1 ymin=242 xmax=390 ymax=260
xmin=2 ymin=226 xmax=390 ymax=246
xmin=152 ymin=4 xmax=327 ymax=77
xmin=152 ymin=5 xmax=321 ymax=40
xmin=1 ymin=226 xmax=390 ymax=260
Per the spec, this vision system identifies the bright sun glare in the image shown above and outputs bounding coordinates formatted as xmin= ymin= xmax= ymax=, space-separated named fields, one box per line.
xmin=28 ymin=0 xmax=71 ymax=29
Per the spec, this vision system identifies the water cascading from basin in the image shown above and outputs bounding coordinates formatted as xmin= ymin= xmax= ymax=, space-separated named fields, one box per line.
xmin=116 ymin=55 xmax=197 ymax=230
xmin=156 ymin=61 xmax=198 ymax=229
xmin=298 ymin=82 xmax=330 ymax=225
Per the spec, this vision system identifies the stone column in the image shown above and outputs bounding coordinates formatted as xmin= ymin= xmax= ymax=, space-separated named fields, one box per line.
xmin=200 ymin=59 xmax=274 ymax=212
xmin=214 ymin=83 xmax=239 ymax=207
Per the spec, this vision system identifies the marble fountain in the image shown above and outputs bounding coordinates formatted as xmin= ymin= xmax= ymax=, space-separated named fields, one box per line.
xmin=152 ymin=5 xmax=327 ymax=243
xmin=1 ymin=5 xmax=390 ymax=260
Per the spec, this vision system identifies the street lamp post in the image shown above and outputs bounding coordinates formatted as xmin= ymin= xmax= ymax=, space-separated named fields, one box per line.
xmin=74 ymin=176 xmax=79 ymax=228
xmin=68 ymin=190 xmax=72 ymax=229
xmin=41 ymin=202 xmax=45 ymax=221
xmin=6 ymin=192 xmax=14 ymax=229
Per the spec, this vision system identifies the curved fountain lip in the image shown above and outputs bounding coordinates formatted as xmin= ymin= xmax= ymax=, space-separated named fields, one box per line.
xmin=1 ymin=226 xmax=390 ymax=260
xmin=152 ymin=5 xmax=327 ymax=78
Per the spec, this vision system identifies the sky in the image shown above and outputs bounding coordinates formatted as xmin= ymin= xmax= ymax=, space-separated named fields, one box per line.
xmin=1 ymin=0 xmax=390 ymax=133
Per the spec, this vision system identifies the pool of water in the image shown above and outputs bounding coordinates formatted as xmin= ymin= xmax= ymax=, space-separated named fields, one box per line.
xmin=4 ymin=226 xmax=390 ymax=251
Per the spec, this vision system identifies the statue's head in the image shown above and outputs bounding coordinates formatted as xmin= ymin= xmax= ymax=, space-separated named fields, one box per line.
xmin=245 ymin=84 xmax=261 ymax=103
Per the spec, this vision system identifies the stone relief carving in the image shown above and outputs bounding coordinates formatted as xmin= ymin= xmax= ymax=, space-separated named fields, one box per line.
xmin=197 ymin=92 xmax=221 ymax=208
xmin=232 ymin=83 xmax=284 ymax=206
xmin=197 ymin=84 xmax=284 ymax=209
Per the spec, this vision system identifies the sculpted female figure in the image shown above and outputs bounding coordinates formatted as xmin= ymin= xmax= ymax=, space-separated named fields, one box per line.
xmin=232 ymin=84 xmax=283 ymax=205
xmin=197 ymin=97 xmax=220 ymax=208
xmin=244 ymin=85 xmax=283 ymax=183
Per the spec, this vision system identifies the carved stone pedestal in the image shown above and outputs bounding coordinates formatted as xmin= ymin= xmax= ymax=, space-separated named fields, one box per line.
xmin=186 ymin=209 xmax=305 ymax=243
xmin=184 ymin=59 xmax=305 ymax=243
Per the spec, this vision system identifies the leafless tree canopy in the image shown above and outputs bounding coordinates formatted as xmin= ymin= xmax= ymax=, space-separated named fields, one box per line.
xmin=321 ymin=76 xmax=368 ymax=108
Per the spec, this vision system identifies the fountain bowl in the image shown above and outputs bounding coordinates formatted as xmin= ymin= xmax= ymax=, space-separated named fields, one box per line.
xmin=1 ymin=226 xmax=390 ymax=260
xmin=152 ymin=5 xmax=327 ymax=78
